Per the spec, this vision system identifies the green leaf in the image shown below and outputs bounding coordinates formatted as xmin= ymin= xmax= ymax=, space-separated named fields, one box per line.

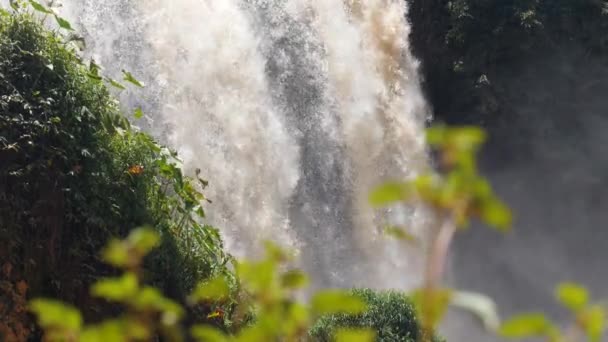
xmin=102 ymin=239 xmax=130 ymax=267
xmin=369 ymin=182 xmax=411 ymax=207
xmin=311 ymin=290 xmax=367 ymax=315
xmin=30 ymin=299 xmax=82 ymax=331
xmin=384 ymin=226 xmax=417 ymax=242
xmin=449 ymin=126 xmax=487 ymax=151
xmin=335 ymin=328 xmax=376 ymax=342
xmin=579 ymin=305 xmax=605 ymax=342
xmin=281 ymin=270 xmax=309 ymax=289
xmin=106 ymin=77 xmax=126 ymax=90
xmin=236 ymin=260 xmax=276 ymax=293
xmin=133 ymin=108 xmax=144 ymax=119
xmin=134 ymin=287 xmax=184 ymax=323
xmin=555 ymin=283 xmax=589 ymax=312
xmin=426 ymin=125 xmax=447 ymax=146
xmin=190 ymin=276 xmax=230 ymax=302
xmin=451 ymin=290 xmax=500 ymax=332
xmin=411 ymin=288 xmax=452 ymax=330
xmin=28 ymin=0 xmax=52 ymax=14
xmin=127 ymin=227 xmax=160 ymax=256
xmin=80 ymin=320 xmax=130 ymax=342
xmin=499 ymin=313 xmax=557 ymax=338
xmin=191 ymin=325 xmax=228 ymax=342
xmin=480 ymin=198 xmax=512 ymax=232
xmin=91 ymin=273 xmax=138 ymax=302
xmin=54 ymin=15 xmax=74 ymax=30
xmin=122 ymin=70 xmax=145 ymax=87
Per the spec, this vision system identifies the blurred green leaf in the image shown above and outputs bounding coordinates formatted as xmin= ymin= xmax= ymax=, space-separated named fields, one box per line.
xmin=411 ymin=288 xmax=452 ymax=330
xmin=311 ymin=290 xmax=367 ymax=316
xmin=369 ymin=182 xmax=411 ymax=207
xmin=335 ymin=328 xmax=376 ymax=342
xmin=91 ymin=273 xmax=138 ymax=302
xmin=480 ymin=199 xmax=512 ymax=232
xmin=449 ymin=126 xmax=487 ymax=151
xmin=190 ymin=275 xmax=230 ymax=302
xmin=133 ymin=108 xmax=144 ymax=119
xmin=281 ymin=269 xmax=309 ymax=289
xmin=499 ymin=313 xmax=557 ymax=338
xmin=102 ymin=239 xmax=130 ymax=268
xmin=80 ymin=320 xmax=130 ymax=342
xmin=128 ymin=227 xmax=160 ymax=255
xmin=579 ymin=305 xmax=605 ymax=342
xmin=555 ymin=283 xmax=589 ymax=312
xmin=426 ymin=125 xmax=448 ymax=146
xmin=191 ymin=325 xmax=228 ymax=342
xmin=264 ymin=241 xmax=291 ymax=262
xmin=236 ymin=260 xmax=276 ymax=293
xmin=30 ymin=299 xmax=82 ymax=331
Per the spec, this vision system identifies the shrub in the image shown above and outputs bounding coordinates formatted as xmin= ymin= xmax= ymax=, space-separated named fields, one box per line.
xmin=310 ymin=288 xmax=444 ymax=342
xmin=0 ymin=9 xmax=228 ymax=333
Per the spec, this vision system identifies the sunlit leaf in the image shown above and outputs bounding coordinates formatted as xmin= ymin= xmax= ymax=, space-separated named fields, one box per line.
xmin=369 ymin=182 xmax=411 ymax=207
xmin=122 ymin=70 xmax=145 ymax=87
xmin=190 ymin=276 xmax=230 ymax=302
xmin=499 ymin=313 xmax=557 ymax=338
xmin=426 ymin=125 xmax=447 ymax=146
xmin=311 ymin=290 xmax=367 ymax=315
xmin=127 ymin=227 xmax=160 ymax=255
xmin=91 ymin=273 xmax=138 ymax=302
xmin=555 ymin=283 xmax=588 ymax=312
xmin=411 ymin=288 xmax=452 ymax=330
xmin=578 ymin=305 xmax=605 ymax=342
xmin=80 ymin=320 xmax=130 ymax=342
xmin=236 ymin=260 xmax=276 ymax=293
xmin=264 ymin=241 xmax=291 ymax=262
xmin=335 ymin=328 xmax=376 ymax=342
xmin=480 ymin=198 xmax=512 ymax=232
xmin=102 ymin=239 xmax=129 ymax=267
xmin=281 ymin=269 xmax=309 ymax=289
xmin=449 ymin=126 xmax=487 ymax=151
xmin=451 ymin=290 xmax=500 ymax=331
xmin=30 ymin=299 xmax=82 ymax=331
xmin=191 ymin=325 xmax=228 ymax=342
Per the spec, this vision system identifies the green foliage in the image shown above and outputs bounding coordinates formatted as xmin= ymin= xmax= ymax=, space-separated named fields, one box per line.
xmin=31 ymin=229 xmax=378 ymax=342
xmin=500 ymin=283 xmax=607 ymax=341
xmin=310 ymin=289 xmax=442 ymax=342
xmin=31 ymin=228 xmax=185 ymax=341
xmin=0 ymin=8 xmax=228 ymax=324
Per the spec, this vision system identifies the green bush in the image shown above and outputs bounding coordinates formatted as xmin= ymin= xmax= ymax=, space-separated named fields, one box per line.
xmin=0 ymin=8 xmax=228 ymax=321
xmin=310 ymin=289 xmax=444 ymax=342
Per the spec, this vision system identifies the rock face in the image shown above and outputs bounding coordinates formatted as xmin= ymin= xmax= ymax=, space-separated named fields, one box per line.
xmin=407 ymin=1 xmax=608 ymax=340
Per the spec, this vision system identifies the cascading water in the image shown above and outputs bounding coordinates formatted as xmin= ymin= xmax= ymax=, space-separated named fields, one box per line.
xmin=57 ymin=0 xmax=432 ymax=290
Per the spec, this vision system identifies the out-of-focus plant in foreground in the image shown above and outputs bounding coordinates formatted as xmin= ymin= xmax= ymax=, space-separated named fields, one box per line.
xmin=370 ymin=125 xmax=606 ymax=342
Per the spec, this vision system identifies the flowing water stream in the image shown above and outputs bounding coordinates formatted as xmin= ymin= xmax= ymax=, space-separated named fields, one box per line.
xmin=59 ymin=0 xmax=432 ymax=290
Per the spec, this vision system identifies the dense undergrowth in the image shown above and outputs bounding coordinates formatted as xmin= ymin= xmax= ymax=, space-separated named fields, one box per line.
xmin=0 ymin=9 xmax=229 ymax=338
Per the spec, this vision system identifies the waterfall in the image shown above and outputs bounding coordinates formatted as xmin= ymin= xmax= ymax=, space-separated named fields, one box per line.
xmin=57 ymin=0 xmax=432 ymax=290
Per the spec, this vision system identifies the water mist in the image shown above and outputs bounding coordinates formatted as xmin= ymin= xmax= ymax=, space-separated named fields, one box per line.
xmin=56 ymin=0 xmax=432 ymax=290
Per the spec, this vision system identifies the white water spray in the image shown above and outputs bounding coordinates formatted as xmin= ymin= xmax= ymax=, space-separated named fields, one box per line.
xmin=59 ymin=0 xmax=432 ymax=289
